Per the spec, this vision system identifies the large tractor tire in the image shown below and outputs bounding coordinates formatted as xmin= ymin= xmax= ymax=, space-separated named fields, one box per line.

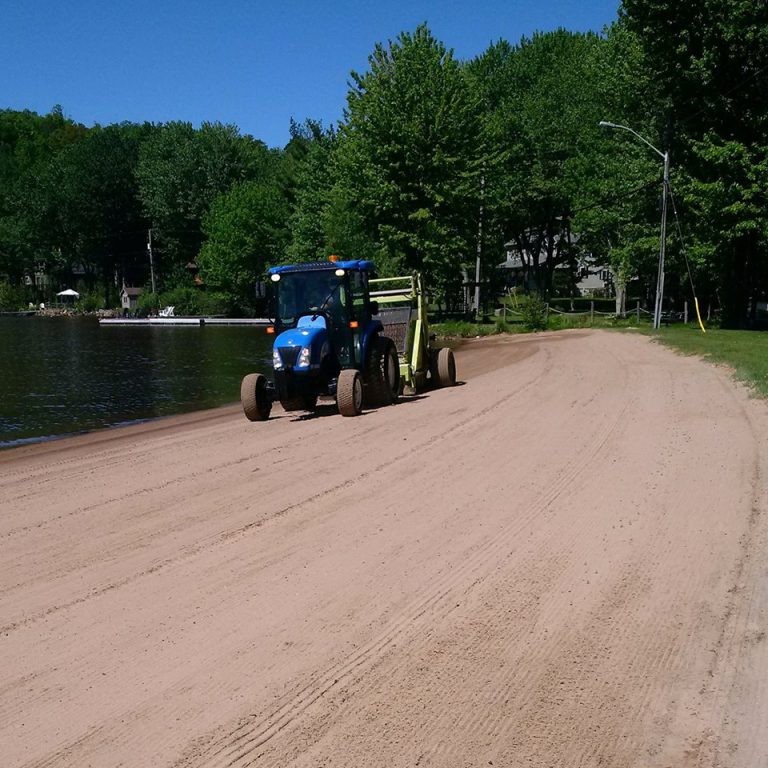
xmin=241 ymin=373 xmax=272 ymax=421
xmin=382 ymin=338 xmax=400 ymax=403
xmin=337 ymin=369 xmax=363 ymax=416
xmin=434 ymin=347 xmax=457 ymax=388
xmin=364 ymin=336 xmax=399 ymax=407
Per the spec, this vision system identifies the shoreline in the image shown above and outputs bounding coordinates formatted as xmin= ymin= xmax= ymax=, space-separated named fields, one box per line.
xmin=1 ymin=336 xmax=477 ymax=459
xmin=0 ymin=402 xmax=243 ymax=462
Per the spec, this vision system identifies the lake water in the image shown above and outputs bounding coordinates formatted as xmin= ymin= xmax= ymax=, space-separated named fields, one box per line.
xmin=0 ymin=317 xmax=272 ymax=448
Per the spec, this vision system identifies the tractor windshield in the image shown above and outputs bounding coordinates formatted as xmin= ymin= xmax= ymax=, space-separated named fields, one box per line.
xmin=276 ymin=271 xmax=346 ymax=328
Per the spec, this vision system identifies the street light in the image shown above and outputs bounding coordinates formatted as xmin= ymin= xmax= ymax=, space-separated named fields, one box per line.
xmin=599 ymin=121 xmax=670 ymax=330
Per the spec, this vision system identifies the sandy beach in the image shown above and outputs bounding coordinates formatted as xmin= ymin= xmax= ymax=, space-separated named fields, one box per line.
xmin=2 ymin=330 xmax=767 ymax=767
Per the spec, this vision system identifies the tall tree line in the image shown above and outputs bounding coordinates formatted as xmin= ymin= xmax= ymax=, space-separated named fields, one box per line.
xmin=1 ymin=1 xmax=766 ymax=324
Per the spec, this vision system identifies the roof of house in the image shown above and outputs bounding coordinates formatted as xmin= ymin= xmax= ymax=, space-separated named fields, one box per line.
xmin=122 ymin=287 xmax=142 ymax=297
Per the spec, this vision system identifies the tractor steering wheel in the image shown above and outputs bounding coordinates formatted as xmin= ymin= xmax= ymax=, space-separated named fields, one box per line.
xmin=311 ymin=284 xmax=339 ymax=316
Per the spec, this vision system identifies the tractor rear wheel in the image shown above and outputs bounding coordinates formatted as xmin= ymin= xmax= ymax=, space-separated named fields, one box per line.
xmin=337 ymin=369 xmax=363 ymax=416
xmin=364 ymin=336 xmax=399 ymax=407
xmin=383 ymin=339 xmax=400 ymax=403
xmin=241 ymin=373 xmax=272 ymax=421
xmin=435 ymin=348 xmax=457 ymax=388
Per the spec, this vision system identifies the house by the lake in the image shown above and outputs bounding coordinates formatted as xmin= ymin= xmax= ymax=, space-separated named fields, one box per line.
xmin=499 ymin=237 xmax=614 ymax=297
xmin=121 ymin=285 xmax=142 ymax=312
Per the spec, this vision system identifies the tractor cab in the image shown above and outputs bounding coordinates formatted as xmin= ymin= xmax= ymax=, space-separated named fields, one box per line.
xmin=269 ymin=260 xmax=379 ymax=370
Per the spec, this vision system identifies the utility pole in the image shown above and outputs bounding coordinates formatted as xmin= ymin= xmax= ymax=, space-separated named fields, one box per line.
xmin=652 ymin=150 xmax=670 ymax=330
xmin=474 ymin=172 xmax=485 ymax=318
xmin=147 ymin=228 xmax=156 ymax=295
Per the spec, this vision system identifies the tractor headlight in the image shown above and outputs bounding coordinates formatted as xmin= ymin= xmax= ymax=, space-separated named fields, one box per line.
xmin=297 ymin=346 xmax=311 ymax=368
xmin=272 ymin=349 xmax=282 ymax=369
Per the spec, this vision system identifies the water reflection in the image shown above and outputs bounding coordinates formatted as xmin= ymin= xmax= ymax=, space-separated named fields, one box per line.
xmin=0 ymin=317 xmax=272 ymax=446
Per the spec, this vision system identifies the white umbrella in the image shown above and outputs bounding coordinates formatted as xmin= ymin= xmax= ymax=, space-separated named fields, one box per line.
xmin=56 ymin=289 xmax=80 ymax=298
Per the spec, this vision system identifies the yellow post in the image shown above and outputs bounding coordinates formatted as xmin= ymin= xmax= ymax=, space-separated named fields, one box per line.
xmin=694 ymin=297 xmax=707 ymax=334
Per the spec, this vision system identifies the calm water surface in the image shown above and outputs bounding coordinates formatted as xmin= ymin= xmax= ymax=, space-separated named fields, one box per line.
xmin=0 ymin=317 xmax=272 ymax=447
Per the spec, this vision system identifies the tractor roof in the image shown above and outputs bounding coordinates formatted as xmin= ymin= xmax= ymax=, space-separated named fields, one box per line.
xmin=267 ymin=260 xmax=376 ymax=275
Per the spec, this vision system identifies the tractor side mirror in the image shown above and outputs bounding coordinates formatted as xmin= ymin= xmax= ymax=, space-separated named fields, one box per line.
xmin=370 ymin=300 xmax=379 ymax=315
xmin=254 ymin=280 xmax=267 ymax=299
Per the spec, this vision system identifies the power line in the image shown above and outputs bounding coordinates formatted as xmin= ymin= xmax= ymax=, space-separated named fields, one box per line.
xmin=569 ymin=177 xmax=659 ymax=217
xmin=676 ymin=62 xmax=768 ymax=127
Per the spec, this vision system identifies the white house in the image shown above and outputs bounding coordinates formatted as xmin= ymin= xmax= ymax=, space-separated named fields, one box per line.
xmin=499 ymin=238 xmax=614 ymax=297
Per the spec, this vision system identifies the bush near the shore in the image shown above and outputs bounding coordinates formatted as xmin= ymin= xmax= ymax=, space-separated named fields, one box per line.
xmin=0 ymin=281 xmax=29 ymax=311
xmin=136 ymin=286 xmax=235 ymax=317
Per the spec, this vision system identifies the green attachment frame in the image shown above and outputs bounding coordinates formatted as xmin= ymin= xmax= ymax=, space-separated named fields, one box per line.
xmin=369 ymin=273 xmax=431 ymax=389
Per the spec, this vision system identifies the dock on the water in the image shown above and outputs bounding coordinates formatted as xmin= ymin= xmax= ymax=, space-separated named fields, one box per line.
xmin=99 ymin=317 xmax=271 ymax=327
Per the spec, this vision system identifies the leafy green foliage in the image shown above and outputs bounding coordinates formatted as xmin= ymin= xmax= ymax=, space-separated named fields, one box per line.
xmin=622 ymin=0 xmax=768 ymax=324
xmin=135 ymin=285 xmax=232 ymax=317
xmin=468 ymin=26 xmax=663 ymax=299
xmin=286 ymin=126 xmax=338 ymax=262
xmin=0 ymin=280 xmax=28 ymax=311
xmin=337 ymin=25 xmax=483 ymax=287
xmin=1 ymin=10 xmax=766 ymax=325
xmin=136 ymin=122 xmax=273 ymax=277
xmin=75 ymin=290 xmax=105 ymax=313
xmin=0 ymin=108 xmax=87 ymax=279
xmin=518 ymin=294 xmax=548 ymax=330
xmin=431 ymin=320 xmax=509 ymax=338
xmin=198 ymin=181 xmax=290 ymax=299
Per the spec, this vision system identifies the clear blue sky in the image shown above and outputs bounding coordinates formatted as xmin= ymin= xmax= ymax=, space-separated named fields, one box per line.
xmin=1 ymin=0 xmax=620 ymax=148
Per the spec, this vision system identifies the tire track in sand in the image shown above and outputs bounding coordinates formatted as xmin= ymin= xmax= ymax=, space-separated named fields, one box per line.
xmin=175 ymin=347 xmax=629 ymax=768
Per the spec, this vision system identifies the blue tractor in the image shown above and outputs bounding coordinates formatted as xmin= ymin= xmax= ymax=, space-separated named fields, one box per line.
xmin=240 ymin=259 xmax=401 ymax=419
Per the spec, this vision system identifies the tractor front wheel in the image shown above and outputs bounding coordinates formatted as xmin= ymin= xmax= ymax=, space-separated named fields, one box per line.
xmin=241 ymin=373 xmax=272 ymax=421
xmin=337 ymin=369 xmax=363 ymax=416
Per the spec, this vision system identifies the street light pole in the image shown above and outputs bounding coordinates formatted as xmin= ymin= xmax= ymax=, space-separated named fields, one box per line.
xmin=147 ymin=228 xmax=156 ymax=295
xmin=654 ymin=150 xmax=670 ymax=330
xmin=598 ymin=121 xmax=669 ymax=329
xmin=474 ymin=172 xmax=485 ymax=318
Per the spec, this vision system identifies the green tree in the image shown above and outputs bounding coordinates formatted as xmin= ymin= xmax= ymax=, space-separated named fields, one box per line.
xmin=47 ymin=123 xmax=150 ymax=302
xmin=570 ymin=22 xmax=665 ymax=311
xmin=198 ymin=181 xmax=290 ymax=301
xmin=468 ymin=24 xmax=666 ymax=308
xmin=0 ymin=108 xmax=87 ymax=281
xmin=622 ymin=0 xmax=768 ymax=324
xmin=286 ymin=125 xmax=338 ymax=261
xmin=336 ymin=24 xmax=483 ymax=289
xmin=136 ymin=122 xmax=271 ymax=282
xmin=471 ymin=30 xmax=622 ymax=296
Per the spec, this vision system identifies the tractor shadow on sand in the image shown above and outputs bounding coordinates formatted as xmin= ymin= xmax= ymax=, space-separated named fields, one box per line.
xmin=291 ymin=393 xmax=432 ymax=421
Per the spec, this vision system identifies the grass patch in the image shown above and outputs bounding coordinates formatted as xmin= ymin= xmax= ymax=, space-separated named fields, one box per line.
xmin=433 ymin=312 xmax=652 ymax=338
xmin=431 ymin=319 xmax=518 ymax=338
xmin=547 ymin=313 xmax=646 ymax=330
xmin=643 ymin=325 xmax=768 ymax=397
